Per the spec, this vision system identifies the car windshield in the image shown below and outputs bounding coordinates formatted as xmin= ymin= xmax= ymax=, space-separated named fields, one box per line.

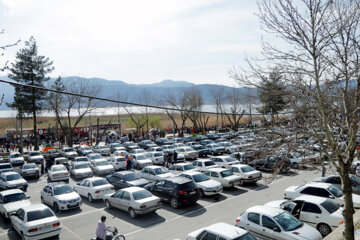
xmin=192 ymin=173 xmax=210 ymax=182
xmin=75 ymin=163 xmax=89 ymax=169
xmin=3 ymin=193 xmax=27 ymax=203
xmin=54 ymin=185 xmax=74 ymax=195
xmin=183 ymin=164 xmax=195 ymax=171
xmin=184 ymin=148 xmax=194 ymax=152
xmin=328 ymin=185 xmax=343 ymax=198
xmin=234 ymin=233 xmax=257 ymax=240
xmin=64 ymin=148 xmax=74 ymax=152
xmin=321 ymin=199 xmax=340 ymax=214
xmin=241 ymin=166 xmax=255 ymax=173
xmin=154 ymin=153 xmax=163 ymax=157
xmin=204 ymin=161 xmax=216 ymax=166
xmin=136 ymin=155 xmax=146 ymax=160
xmin=27 ymin=208 xmax=54 ymax=222
xmin=52 ymin=166 xmax=67 ymax=172
xmin=100 ymin=146 xmax=109 ymax=149
xmin=75 ymin=157 xmax=88 ymax=162
xmin=220 ymin=170 xmax=234 ymax=178
xmin=12 ymin=153 xmax=22 ymax=158
xmin=92 ymin=179 xmax=108 ymax=186
xmin=112 ymin=143 xmax=122 ymax=147
xmin=154 ymin=168 xmax=169 ymax=175
xmin=6 ymin=174 xmax=21 ymax=181
xmin=29 ymin=152 xmax=41 ymax=156
xmin=136 ymin=149 xmax=146 ymax=153
xmin=96 ymin=161 xmax=110 ymax=166
xmin=350 ymin=175 xmax=360 ymax=186
xmin=274 ymin=212 xmax=303 ymax=231
xmin=81 ymin=146 xmax=91 ymax=150
xmin=132 ymin=190 xmax=153 ymax=200
xmin=23 ymin=164 xmax=36 ymax=169
xmin=225 ymin=157 xmax=236 ymax=162
xmin=90 ymin=154 xmax=103 ymax=160
xmin=212 ymin=144 xmax=221 ymax=148
xmin=123 ymin=173 xmax=141 ymax=181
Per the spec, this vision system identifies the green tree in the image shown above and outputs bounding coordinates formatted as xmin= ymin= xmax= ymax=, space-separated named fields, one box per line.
xmin=8 ymin=36 xmax=54 ymax=150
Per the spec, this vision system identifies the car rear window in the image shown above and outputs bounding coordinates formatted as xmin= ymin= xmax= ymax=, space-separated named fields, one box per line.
xmin=0 ymin=164 xmax=12 ymax=169
xmin=27 ymin=208 xmax=54 ymax=222
xmin=92 ymin=179 xmax=108 ymax=186
xmin=234 ymin=233 xmax=257 ymax=240
xmin=6 ymin=174 xmax=21 ymax=181
xmin=132 ymin=190 xmax=153 ymax=200
xmin=204 ymin=161 xmax=215 ymax=166
xmin=179 ymin=181 xmax=196 ymax=189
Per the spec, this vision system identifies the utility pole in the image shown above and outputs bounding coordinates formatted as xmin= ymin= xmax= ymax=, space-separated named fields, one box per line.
xmin=19 ymin=111 xmax=23 ymax=154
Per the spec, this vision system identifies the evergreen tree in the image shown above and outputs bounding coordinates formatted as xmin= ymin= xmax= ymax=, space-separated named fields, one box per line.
xmin=7 ymin=36 xmax=54 ymax=150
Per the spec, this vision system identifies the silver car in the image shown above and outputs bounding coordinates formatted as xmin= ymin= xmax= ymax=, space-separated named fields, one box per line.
xmin=19 ymin=163 xmax=40 ymax=179
xmin=70 ymin=162 xmax=93 ymax=179
xmin=0 ymin=172 xmax=28 ymax=191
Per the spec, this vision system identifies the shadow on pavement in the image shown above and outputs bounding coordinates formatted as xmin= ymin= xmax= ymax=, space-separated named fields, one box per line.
xmin=222 ymin=187 xmax=248 ymax=196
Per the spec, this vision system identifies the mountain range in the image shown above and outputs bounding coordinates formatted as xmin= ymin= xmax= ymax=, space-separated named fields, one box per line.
xmin=0 ymin=76 xmax=252 ymax=109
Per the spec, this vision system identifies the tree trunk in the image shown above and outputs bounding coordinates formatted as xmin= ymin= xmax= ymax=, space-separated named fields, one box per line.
xmin=341 ymin=167 xmax=355 ymax=240
xmin=68 ymin=130 xmax=73 ymax=147
xmin=33 ymin=110 xmax=39 ymax=150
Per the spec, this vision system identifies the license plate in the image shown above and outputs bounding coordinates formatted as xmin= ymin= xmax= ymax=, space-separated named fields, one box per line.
xmin=40 ymin=225 xmax=51 ymax=230
xmin=69 ymin=202 xmax=78 ymax=206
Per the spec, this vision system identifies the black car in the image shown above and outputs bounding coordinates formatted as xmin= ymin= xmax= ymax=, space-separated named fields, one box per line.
xmin=192 ymin=145 xmax=208 ymax=157
xmin=105 ymin=171 xmax=149 ymax=190
xmin=138 ymin=140 xmax=157 ymax=150
xmin=249 ymin=156 xmax=291 ymax=173
xmin=145 ymin=176 xmax=200 ymax=209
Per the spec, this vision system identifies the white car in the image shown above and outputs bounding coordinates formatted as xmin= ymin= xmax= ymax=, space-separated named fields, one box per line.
xmin=8 ymin=152 xmax=25 ymax=166
xmin=0 ymin=163 xmax=14 ymax=173
xmin=113 ymin=150 xmax=129 ymax=157
xmin=175 ymin=147 xmax=199 ymax=160
xmin=19 ymin=163 xmax=40 ymax=179
xmin=265 ymin=195 xmax=344 ymax=236
xmin=27 ymin=151 xmax=44 ymax=164
xmin=204 ymin=168 xmax=242 ymax=188
xmin=41 ymin=183 xmax=82 ymax=212
xmin=131 ymin=154 xmax=153 ymax=169
xmin=0 ymin=156 xmax=3 ymax=163
xmin=87 ymin=153 xmax=106 ymax=162
xmin=146 ymin=152 xmax=164 ymax=165
xmin=89 ymin=159 xmax=115 ymax=176
xmin=192 ymin=159 xmax=217 ymax=172
xmin=168 ymin=163 xmax=197 ymax=175
xmin=73 ymin=177 xmax=115 ymax=202
xmin=0 ymin=171 xmax=28 ymax=191
xmin=139 ymin=166 xmax=175 ymax=182
xmin=210 ymin=156 xmax=240 ymax=168
xmin=109 ymin=155 xmax=127 ymax=170
xmin=130 ymin=148 xmax=147 ymax=154
xmin=48 ymin=164 xmax=70 ymax=182
xmin=187 ymin=222 xmax=256 ymax=240
xmin=284 ymin=182 xmax=360 ymax=208
xmin=180 ymin=171 xmax=223 ymax=197
xmin=70 ymin=162 xmax=93 ymax=179
xmin=236 ymin=205 xmax=322 ymax=240
xmin=0 ymin=189 xmax=31 ymax=220
xmin=60 ymin=147 xmax=78 ymax=159
xmin=104 ymin=186 xmax=162 ymax=218
xmin=229 ymin=164 xmax=262 ymax=185
xmin=72 ymin=156 xmax=89 ymax=164
xmin=218 ymin=142 xmax=239 ymax=154
xmin=93 ymin=145 xmax=111 ymax=156
xmin=10 ymin=204 xmax=61 ymax=240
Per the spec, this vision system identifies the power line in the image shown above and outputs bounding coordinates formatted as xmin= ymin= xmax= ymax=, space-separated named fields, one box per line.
xmin=0 ymin=78 xmax=293 ymax=116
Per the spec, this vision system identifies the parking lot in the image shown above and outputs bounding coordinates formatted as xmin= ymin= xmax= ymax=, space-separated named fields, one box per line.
xmin=0 ymin=156 xmax=325 ymax=240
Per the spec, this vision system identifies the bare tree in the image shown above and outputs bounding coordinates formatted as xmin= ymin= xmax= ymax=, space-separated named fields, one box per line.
xmin=225 ymin=88 xmax=245 ymax=131
xmin=186 ymin=87 xmax=205 ymax=133
xmin=209 ymin=86 xmax=226 ymax=130
xmin=241 ymin=88 xmax=259 ymax=126
xmin=229 ymin=1 xmax=360 ymax=238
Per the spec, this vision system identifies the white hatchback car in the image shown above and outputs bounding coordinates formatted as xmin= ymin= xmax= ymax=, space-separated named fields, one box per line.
xmin=48 ymin=164 xmax=70 ymax=182
xmin=192 ymin=159 xmax=217 ymax=172
xmin=0 ymin=189 xmax=31 ymax=220
xmin=229 ymin=164 xmax=262 ymax=185
xmin=236 ymin=205 xmax=322 ymax=240
xmin=0 ymin=171 xmax=28 ymax=191
xmin=41 ymin=183 xmax=82 ymax=212
xmin=210 ymin=156 xmax=240 ymax=168
xmin=70 ymin=162 xmax=93 ymax=179
xmin=73 ymin=177 xmax=115 ymax=202
xmin=109 ymin=156 xmax=127 ymax=170
xmin=180 ymin=171 xmax=223 ymax=197
xmin=265 ymin=195 xmax=343 ymax=236
xmin=146 ymin=152 xmax=165 ymax=165
xmin=203 ymin=168 xmax=241 ymax=188
xmin=187 ymin=222 xmax=256 ymax=240
xmin=284 ymin=182 xmax=360 ymax=208
xmin=10 ymin=204 xmax=61 ymax=240
xmin=168 ymin=163 xmax=197 ymax=175
xmin=139 ymin=166 xmax=175 ymax=182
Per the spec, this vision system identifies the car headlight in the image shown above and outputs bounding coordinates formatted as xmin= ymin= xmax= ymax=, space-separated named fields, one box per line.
xmin=58 ymin=200 xmax=67 ymax=204
xmin=77 ymin=197 xmax=81 ymax=202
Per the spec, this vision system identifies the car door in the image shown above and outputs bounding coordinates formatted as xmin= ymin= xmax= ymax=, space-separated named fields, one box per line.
xmin=111 ymin=190 xmax=124 ymax=208
xmin=111 ymin=175 xmax=124 ymax=189
xmin=261 ymin=215 xmax=284 ymax=240
xmin=83 ymin=180 xmax=91 ymax=196
xmin=119 ymin=191 xmax=131 ymax=211
xmin=210 ymin=172 xmax=221 ymax=184
xmin=151 ymin=181 xmax=166 ymax=199
xmin=42 ymin=186 xmax=51 ymax=204
xmin=148 ymin=169 xmax=157 ymax=181
xmin=299 ymin=202 xmax=322 ymax=227
xmin=0 ymin=175 xmax=5 ymax=189
xmin=245 ymin=212 xmax=262 ymax=237
xmin=12 ymin=208 xmax=25 ymax=233
xmin=47 ymin=186 xmax=55 ymax=206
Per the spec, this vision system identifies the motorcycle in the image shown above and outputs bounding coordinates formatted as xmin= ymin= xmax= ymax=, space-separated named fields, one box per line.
xmin=91 ymin=227 xmax=125 ymax=240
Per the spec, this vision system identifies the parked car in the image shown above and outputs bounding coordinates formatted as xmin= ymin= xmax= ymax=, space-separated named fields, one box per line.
xmin=0 ymin=171 xmax=28 ymax=191
xmin=210 ymin=156 xmax=240 ymax=168
xmin=206 ymin=144 xmax=226 ymax=155
xmin=183 ymin=136 xmax=195 ymax=142
xmin=195 ymin=135 xmax=208 ymax=142
xmin=185 ymin=142 xmax=198 ymax=147
xmin=19 ymin=163 xmax=40 ymax=179
xmin=192 ymin=145 xmax=208 ymax=157
xmin=230 ymin=164 xmax=262 ymax=185
xmin=47 ymin=164 xmax=70 ymax=182
xmin=168 ymin=163 xmax=196 ymax=175
xmin=113 ymin=150 xmax=129 ymax=157
xmin=312 ymin=174 xmax=360 ymax=195
xmin=106 ymin=171 xmax=149 ymax=190
xmin=155 ymin=138 xmax=173 ymax=146
xmin=284 ymin=182 xmax=360 ymax=208
xmin=10 ymin=204 xmax=61 ymax=240
xmin=130 ymin=154 xmax=153 ymax=169
xmin=146 ymin=152 xmax=164 ymax=165
xmin=130 ymin=148 xmax=147 ymax=154
xmin=109 ymin=155 xmax=127 ymax=171
xmin=40 ymin=182 xmax=82 ymax=212
xmin=161 ymin=145 xmax=175 ymax=151
xmin=218 ymin=142 xmax=239 ymax=154
xmin=43 ymin=149 xmax=61 ymax=162
xmin=60 ymin=147 xmax=78 ymax=159
xmin=123 ymin=142 xmax=139 ymax=151
xmin=249 ymin=155 xmax=291 ymax=173
xmin=187 ymin=222 xmax=256 ymax=240
xmin=27 ymin=151 xmax=44 ymax=164
xmin=265 ymin=195 xmax=344 ymax=236
xmin=109 ymin=143 xmax=125 ymax=153
xmin=138 ymin=140 xmax=157 ymax=150
xmin=145 ymin=176 xmax=200 ymax=208
xmin=73 ymin=177 xmax=115 ymax=202
xmin=147 ymin=146 xmax=163 ymax=152
xmin=53 ymin=157 xmax=70 ymax=170
xmin=0 ymin=163 xmax=13 ymax=174
xmin=192 ymin=159 xmax=217 ymax=172
xmin=93 ymin=145 xmax=111 ymax=156
xmin=180 ymin=171 xmax=223 ymax=197
xmin=236 ymin=205 xmax=322 ymax=240
xmin=200 ymin=139 xmax=215 ymax=146
xmin=70 ymin=162 xmax=93 ymax=179
xmin=0 ymin=189 xmax=31 ymax=220
xmin=207 ymin=133 xmax=220 ymax=140
xmin=8 ymin=152 xmax=25 ymax=166
xmin=77 ymin=145 xmax=94 ymax=156
xmin=104 ymin=186 xmax=162 ymax=218
xmin=139 ymin=166 xmax=175 ymax=182
xmin=175 ymin=147 xmax=198 ymax=160
xmin=89 ymin=159 xmax=115 ymax=176
xmin=72 ymin=156 xmax=89 ymax=164
xmin=87 ymin=153 xmax=106 ymax=161
xmin=203 ymin=168 xmax=242 ymax=188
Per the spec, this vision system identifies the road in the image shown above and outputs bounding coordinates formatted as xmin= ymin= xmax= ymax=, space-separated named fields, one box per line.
xmin=0 ymin=166 xmax=324 ymax=240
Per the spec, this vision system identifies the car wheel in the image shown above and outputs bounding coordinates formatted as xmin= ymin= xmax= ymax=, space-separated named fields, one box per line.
xmin=317 ymin=223 xmax=331 ymax=236
xmin=9 ymin=221 xmax=14 ymax=230
xmin=199 ymin=189 xmax=205 ymax=198
xmin=88 ymin=194 xmax=93 ymax=202
xmin=170 ymin=197 xmax=179 ymax=209
xmin=22 ymin=186 xmax=27 ymax=192
xmin=41 ymin=197 xmax=45 ymax=204
xmin=211 ymin=151 xmax=215 ymax=155
xmin=21 ymin=232 xmax=25 ymax=240
xmin=292 ymin=162 xmax=299 ymax=169
xmin=239 ymin=179 xmax=244 ymax=186
xmin=105 ymin=200 xmax=111 ymax=208
xmin=227 ymin=150 xmax=230 ymax=154
xmin=129 ymin=208 xmax=136 ymax=219
xmin=54 ymin=203 xmax=60 ymax=213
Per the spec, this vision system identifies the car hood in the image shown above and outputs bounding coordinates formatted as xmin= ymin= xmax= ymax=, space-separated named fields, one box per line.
xmin=8 ymin=179 xmax=27 ymax=186
xmin=158 ymin=173 xmax=175 ymax=178
xmin=11 ymin=157 xmax=24 ymax=161
xmin=97 ymin=166 xmax=114 ymax=171
xmin=264 ymin=200 xmax=287 ymax=208
xmin=4 ymin=200 xmax=32 ymax=212
xmin=197 ymin=179 xmax=222 ymax=188
xmin=74 ymin=168 xmax=92 ymax=174
xmin=287 ymin=223 xmax=322 ymax=240
xmin=29 ymin=156 xmax=44 ymax=160
xmin=56 ymin=192 xmax=80 ymax=201
xmin=128 ymin=178 xmax=149 ymax=186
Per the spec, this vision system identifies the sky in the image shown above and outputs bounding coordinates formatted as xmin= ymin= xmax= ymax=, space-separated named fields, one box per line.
xmin=0 ymin=0 xmax=262 ymax=86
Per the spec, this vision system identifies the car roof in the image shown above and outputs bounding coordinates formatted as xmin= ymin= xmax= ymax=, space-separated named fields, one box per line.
xmin=196 ymin=159 xmax=213 ymax=162
xmin=86 ymin=177 xmax=105 ymax=181
xmin=21 ymin=204 xmax=49 ymax=212
xmin=205 ymin=222 xmax=248 ymax=238
xmin=304 ymin=182 xmax=332 ymax=189
xmin=173 ymin=162 xmax=193 ymax=166
xmin=0 ymin=189 xmax=24 ymax=196
xmin=205 ymin=168 xmax=227 ymax=173
xmin=1 ymin=171 xmax=19 ymax=176
xmin=231 ymin=164 xmax=251 ymax=168
xmin=122 ymin=186 xmax=146 ymax=193
xmin=144 ymin=165 xmax=163 ymax=169
xmin=294 ymin=195 xmax=328 ymax=204
xmin=181 ymin=170 xmax=201 ymax=176
xmin=211 ymin=156 xmax=232 ymax=159
xmin=166 ymin=176 xmax=192 ymax=184
xmin=247 ymin=205 xmax=283 ymax=216
xmin=115 ymin=171 xmax=134 ymax=176
xmin=46 ymin=182 xmax=68 ymax=187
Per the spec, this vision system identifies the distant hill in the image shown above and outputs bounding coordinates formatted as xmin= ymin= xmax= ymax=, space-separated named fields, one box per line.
xmin=0 ymin=76 xmax=253 ymax=109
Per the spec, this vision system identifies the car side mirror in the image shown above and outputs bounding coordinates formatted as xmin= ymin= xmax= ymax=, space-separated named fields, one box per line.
xmin=273 ymin=227 xmax=281 ymax=232
xmin=27 ymin=196 xmax=30 ymax=199
xmin=49 ymin=192 xmax=53 ymax=196
xmin=329 ymin=195 xmax=335 ymax=199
